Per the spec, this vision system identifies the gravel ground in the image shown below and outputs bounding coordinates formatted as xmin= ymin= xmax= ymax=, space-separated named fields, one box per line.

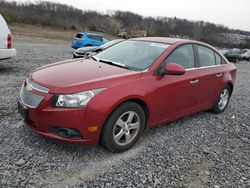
xmin=0 ymin=39 xmax=249 ymax=188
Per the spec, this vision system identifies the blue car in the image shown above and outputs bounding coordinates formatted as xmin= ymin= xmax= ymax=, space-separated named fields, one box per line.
xmin=71 ymin=32 xmax=111 ymax=49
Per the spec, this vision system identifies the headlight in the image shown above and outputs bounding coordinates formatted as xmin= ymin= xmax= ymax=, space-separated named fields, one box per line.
xmin=55 ymin=88 xmax=105 ymax=108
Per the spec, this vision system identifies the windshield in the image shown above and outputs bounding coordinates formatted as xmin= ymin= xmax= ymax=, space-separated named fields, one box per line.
xmin=94 ymin=40 xmax=170 ymax=70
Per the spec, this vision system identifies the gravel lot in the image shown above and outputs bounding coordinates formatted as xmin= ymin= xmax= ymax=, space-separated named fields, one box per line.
xmin=0 ymin=38 xmax=249 ymax=188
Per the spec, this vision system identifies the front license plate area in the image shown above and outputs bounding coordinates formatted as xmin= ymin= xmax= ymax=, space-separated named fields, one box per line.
xmin=18 ymin=101 xmax=29 ymax=120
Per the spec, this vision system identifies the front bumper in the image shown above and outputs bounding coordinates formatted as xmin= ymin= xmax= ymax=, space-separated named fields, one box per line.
xmin=0 ymin=48 xmax=17 ymax=60
xmin=18 ymin=82 xmax=105 ymax=145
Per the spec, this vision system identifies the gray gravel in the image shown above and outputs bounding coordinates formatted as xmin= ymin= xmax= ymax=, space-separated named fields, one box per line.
xmin=0 ymin=38 xmax=249 ymax=188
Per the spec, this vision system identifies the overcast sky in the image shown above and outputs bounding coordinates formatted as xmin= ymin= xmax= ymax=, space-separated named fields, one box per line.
xmin=11 ymin=0 xmax=250 ymax=31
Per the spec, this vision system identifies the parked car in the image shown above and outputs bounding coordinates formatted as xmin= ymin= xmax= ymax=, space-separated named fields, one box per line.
xmin=73 ymin=39 xmax=124 ymax=58
xmin=71 ymin=32 xmax=111 ymax=49
xmin=18 ymin=37 xmax=237 ymax=152
xmin=240 ymin=49 xmax=250 ymax=61
xmin=224 ymin=48 xmax=246 ymax=63
xmin=218 ymin=48 xmax=229 ymax=56
xmin=0 ymin=14 xmax=17 ymax=60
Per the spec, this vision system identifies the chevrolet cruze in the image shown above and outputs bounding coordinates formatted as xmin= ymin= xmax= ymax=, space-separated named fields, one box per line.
xmin=18 ymin=37 xmax=237 ymax=152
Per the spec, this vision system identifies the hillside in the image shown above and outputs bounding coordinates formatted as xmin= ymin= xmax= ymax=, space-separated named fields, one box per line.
xmin=0 ymin=0 xmax=250 ymax=48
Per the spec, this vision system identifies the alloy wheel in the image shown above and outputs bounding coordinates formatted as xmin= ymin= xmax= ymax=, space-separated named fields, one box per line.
xmin=113 ymin=111 xmax=140 ymax=146
xmin=218 ymin=88 xmax=229 ymax=110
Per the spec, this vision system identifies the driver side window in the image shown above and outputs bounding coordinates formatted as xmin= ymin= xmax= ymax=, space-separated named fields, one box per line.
xmin=164 ymin=44 xmax=195 ymax=69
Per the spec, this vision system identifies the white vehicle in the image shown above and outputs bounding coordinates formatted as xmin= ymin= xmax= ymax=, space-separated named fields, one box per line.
xmin=241 ymin=49 xmax=250 ymax=61
xmin=0 ymin=14 xmax=17 ymax=60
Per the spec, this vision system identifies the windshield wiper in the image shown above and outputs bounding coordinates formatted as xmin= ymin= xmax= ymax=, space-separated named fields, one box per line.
xmin=98 ymin=59 xmax=130 ymax=70
xmin=91 ymin=56 xmax=99 ymax=61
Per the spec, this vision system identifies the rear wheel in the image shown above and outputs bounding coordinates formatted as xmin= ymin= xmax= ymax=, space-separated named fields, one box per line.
xmin=101 ymin=102 xmax=146 ymax=153
xmin=211 ymin=85 xmax=231 ymax=114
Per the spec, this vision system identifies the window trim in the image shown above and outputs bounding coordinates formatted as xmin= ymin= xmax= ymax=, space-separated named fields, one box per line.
xmin=185 ymin=64 xmax=224 ymax=71
xmin=214 ymin=51 xmax=224 ymax=65
xmin=213 ymin=51 xmax=217 ymax=65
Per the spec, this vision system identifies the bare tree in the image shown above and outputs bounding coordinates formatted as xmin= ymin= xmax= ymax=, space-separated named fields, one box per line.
xmin=0 ymin=0 xmax=249 ymax=48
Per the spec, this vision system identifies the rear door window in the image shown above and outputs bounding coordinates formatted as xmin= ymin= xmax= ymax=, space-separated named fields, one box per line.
xmin=197 ymin=45 xmax=216 ymax=67
xmin=164 ymin=44 xmax=195 ymax=69
xmin=88 ymin=35 xmax=103 ymax=41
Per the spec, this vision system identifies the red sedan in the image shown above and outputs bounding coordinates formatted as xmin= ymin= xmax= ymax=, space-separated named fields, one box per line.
xmin=18 ymin=37 xmax=237 ymax=152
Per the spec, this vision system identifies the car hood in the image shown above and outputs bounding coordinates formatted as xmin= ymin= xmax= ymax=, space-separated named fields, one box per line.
xmin=75 ymin=46 xmax=98 ymax=54
xmin=30 ymin=59 xmax=142 ymax=94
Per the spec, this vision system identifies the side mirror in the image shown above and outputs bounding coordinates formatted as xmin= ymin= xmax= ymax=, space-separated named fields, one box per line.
xmin=160 ymin=63 xmax=186 ymax=75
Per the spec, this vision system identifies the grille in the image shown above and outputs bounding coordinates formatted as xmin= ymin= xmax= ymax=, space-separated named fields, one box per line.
xmin=20 ymin=84 xmax=44 ymax=108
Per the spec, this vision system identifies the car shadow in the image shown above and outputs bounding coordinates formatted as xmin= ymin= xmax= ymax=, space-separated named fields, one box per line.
xmin=0 ymin=63 xmax=15 ymax=73
xmin=13 ymin=109 xmax=223 ymax=186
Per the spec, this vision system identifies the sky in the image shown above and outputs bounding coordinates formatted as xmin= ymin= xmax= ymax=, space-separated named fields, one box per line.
xmin=9 ymin=0 xmax=250 ymax=31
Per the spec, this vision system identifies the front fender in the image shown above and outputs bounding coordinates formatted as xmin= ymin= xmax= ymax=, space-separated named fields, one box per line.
xmin=84 ymin=80 xmax=150 ymax=142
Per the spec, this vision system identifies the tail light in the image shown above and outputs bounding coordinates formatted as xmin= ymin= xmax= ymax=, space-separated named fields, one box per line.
xmin=7 ymin=34 xmax=12 ymax=49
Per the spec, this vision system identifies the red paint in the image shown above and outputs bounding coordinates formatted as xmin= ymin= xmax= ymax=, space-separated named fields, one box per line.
xmin=22 ymin=38 xmax=237 ymax=145
xmin=164 ymin=63 xmax=186 ymax=75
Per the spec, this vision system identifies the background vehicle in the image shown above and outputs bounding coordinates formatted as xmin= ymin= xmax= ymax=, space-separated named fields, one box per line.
xmin=224 ymin=48 xmax=246 ymax=63
xmin=0 ymin=14 xmax=17 ymax=60
xmin=71 ymin=32 xmax=111 ymax=49
xmin=241 ymin=49 xmax=250 ymax=61
xmin=218 ymin=48 xmax=229 ymax=56
xmin=19 ymin=38 xmax=236 ymax=152
xmin=73 ymin=39 xmax=124 ymax=58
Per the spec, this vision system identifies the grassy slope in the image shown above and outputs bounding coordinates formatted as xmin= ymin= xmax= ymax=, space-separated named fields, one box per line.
xmin=10 ymin=23 xmax=118 ymax=43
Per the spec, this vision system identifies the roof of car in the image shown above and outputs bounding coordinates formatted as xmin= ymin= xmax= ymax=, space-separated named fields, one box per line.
xmin=131 ymin=37 xmax=193 ymax=44
xmin=80 ymin=32 xmax=104 ymax=36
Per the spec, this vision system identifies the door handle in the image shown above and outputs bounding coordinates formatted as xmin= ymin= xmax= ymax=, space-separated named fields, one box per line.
xmin=216 ymin=73 xmax=222 ymax=77
xmin=190 ymin=79 xmax=199 ymax=84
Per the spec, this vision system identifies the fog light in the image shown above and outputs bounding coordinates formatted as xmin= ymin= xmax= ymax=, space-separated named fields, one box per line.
xmin=51 ymin=128 xmax=82 ymax=139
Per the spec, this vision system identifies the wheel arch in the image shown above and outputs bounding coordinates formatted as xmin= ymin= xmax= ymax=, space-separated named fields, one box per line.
xmin=127 ymin=98 xmax=149 ymax=123
xmin=98 ymin=97 xmax=149 ymax=144
xmin=225 ymin=82 xmax=234 ymax=94
xmin=110 ymin=97 xmax=149 ymax=125
xmin=99 ymin=97 xmax=149 ymax=139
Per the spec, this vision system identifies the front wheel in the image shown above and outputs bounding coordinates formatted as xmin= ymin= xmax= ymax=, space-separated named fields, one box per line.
xmin=211 ymin=85 xmax=231 ymax=114
xmin=101 ymin=102 xmax=146 ymax=153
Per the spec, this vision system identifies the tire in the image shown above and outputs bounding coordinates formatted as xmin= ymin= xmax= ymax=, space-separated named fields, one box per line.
xmin=211 ymin=85 xmax=231 ymax=114
xmin=235 ymin=57 xmax=240 ymax=63
xmin=101 ymin=102 xmax=146 ymax=153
